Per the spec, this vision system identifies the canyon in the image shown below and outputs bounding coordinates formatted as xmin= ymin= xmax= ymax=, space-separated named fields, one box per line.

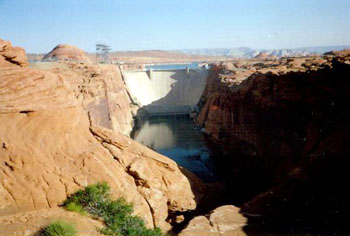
xmin=1 ymin=38 xmax=350 ymax=236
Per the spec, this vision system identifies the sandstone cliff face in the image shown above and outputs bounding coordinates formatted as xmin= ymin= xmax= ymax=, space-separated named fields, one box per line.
xmin=0 ymin=39 xmax=28 ymax=67
xmin=0 ymin=39 xmax=200 ymax=234
xmin=198 ymin=56 xmax=350 ymax=158
xmin=196 ymin=56 xmax=350 ymax=231
xmin=34 ymin=61 xmax=136 ymax=135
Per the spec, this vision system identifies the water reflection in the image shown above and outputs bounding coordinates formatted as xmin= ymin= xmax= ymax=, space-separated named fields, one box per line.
xmin=131 ymin=116 xmax=216 ymax=181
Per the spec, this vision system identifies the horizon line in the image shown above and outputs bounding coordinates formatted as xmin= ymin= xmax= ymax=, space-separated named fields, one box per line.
xmin=24 ymin=43 xmax=350 ymax=54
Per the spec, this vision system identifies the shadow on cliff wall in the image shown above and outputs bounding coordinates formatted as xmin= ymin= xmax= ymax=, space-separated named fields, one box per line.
xmin=204 ymin=58 xmax=350 ymax=235
xmin=238 ymin=155 xmax=350 ymax=235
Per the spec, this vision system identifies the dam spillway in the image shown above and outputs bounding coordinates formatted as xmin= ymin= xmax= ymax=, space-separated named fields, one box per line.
xmin=123 ymin=67 xmax=209 ymax=116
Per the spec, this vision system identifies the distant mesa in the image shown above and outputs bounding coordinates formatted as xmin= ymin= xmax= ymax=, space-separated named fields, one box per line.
xmin=254 ymin=52 xmax=277 ymax=59
xmin=43 ymin=44 xmax=90 ymax=62
xmin=324 ymin=49 xmax=350 ymax=57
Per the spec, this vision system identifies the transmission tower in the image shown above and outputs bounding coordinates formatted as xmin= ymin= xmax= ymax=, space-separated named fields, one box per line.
xmin=96 ymin=43 xmax=111 ymax=64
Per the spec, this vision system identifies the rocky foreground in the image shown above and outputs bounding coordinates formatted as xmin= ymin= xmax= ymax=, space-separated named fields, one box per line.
xmin=0 ymin=38 xmax=206 ymax=235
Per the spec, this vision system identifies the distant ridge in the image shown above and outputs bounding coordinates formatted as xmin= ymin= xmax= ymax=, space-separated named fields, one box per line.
xmin=27 ymin=45 xmax=350 ymax=62
xmin=180 ymin=45 xmax=350 ymax=58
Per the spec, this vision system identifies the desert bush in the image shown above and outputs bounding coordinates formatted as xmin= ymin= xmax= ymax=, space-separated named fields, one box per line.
xmin=41 ymin=220 xmax=77 ymax=236
xmin=65 ymin=202 xmax=87 ymax=216
xmin=64 ymin=182 xmax=163 ymax=236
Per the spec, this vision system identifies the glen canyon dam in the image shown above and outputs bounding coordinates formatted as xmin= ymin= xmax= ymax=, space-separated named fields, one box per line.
xmin=123 ymin=67 xmax=208 ymax=115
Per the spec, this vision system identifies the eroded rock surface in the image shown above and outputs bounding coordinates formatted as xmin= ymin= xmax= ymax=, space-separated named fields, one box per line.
xmin=179 ymin=205 xmax=247 ymax=236
xmin=0 ymin=38 xmax=28 ymax=67
xmin=39 ymin=61 xmax=137 ymax=135
xmin=0 ymin=208 xmax=104 ymax=236
xmin=0 ymin=39 xmax=201 ymax=233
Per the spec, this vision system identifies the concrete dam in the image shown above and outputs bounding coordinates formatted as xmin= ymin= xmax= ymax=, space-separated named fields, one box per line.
xmin=123 ymin=67 xmax=209 ymax=116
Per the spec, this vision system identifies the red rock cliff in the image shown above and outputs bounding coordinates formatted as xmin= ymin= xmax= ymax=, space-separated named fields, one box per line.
xmin=196 ymin=55 xmax=350 ymax=231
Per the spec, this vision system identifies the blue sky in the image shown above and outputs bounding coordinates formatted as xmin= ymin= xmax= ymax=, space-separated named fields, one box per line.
xmin=0 ymin=0 xmax=349 ymax=53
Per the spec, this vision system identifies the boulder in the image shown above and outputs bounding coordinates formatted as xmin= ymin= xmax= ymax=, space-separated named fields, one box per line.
xmin=179 ymin=205 xmax=247 ymax=236
xmin=0 ymin=38 xmax=28 ymax=67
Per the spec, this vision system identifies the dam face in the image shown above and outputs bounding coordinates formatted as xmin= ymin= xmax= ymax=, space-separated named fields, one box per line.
xmin=123 ymin=68 xmax=208 ymax=115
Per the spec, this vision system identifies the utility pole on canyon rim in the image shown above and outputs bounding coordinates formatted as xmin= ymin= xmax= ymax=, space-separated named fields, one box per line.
xmin=96 ymin=43 xmax=111 ymax=64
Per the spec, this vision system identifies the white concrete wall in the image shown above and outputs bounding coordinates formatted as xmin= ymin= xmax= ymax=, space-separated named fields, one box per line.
xmin=124 ymin=69 xmax=208 ymax=112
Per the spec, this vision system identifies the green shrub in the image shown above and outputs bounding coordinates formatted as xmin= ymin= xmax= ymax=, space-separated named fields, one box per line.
xmin=65 ymin=202 xmax=87 ymax=216
xmin=64 ymin=181 xmax=110 ymax=216
xmin=41 ymin=220 xmax=77 ymax=236
xmin=64 ymin=182 xmax=164 ymax=236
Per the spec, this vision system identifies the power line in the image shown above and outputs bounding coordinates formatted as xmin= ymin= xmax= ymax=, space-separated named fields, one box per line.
xmin=96 ymin=43 xmax=111 ymax=64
